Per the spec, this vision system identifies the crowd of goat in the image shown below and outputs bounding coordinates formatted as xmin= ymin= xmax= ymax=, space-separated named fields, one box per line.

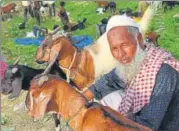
xmin=1 ymin=1 xmax=55 ymax=23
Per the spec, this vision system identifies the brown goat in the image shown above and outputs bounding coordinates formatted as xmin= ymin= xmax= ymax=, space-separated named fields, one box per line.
xmin=145 ymin=32 xmax=160 ymax=47
xmin=1 ymin=3 xmax=17 ymax=14
xmin=1 ymin=3 xmax=17 ymax=21
xmin=26 ymin=74 xmax=152 ymax=131
xmin=35 ymin=36 xmax=95 ymax=90
xmin=96 ymin=1 xmax=109 ymax=7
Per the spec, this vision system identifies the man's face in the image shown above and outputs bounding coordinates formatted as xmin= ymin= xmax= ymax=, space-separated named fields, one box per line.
xmin=107 ymin=26 xmax=138 ymax=65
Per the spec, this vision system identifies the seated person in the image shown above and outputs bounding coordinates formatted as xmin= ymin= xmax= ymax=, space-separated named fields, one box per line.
xmin=63 ymin=18 xmax=87 ymax=32
xmin=83 ymin=15 xmax=179 ymax=131
xmin=58 ymin=1 xmax=69 ymax=26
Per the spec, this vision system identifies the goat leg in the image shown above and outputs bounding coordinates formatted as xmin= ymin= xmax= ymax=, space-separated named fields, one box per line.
xmin=25 ymin=91 xmax=30 ymax=110
xmin=51 ymin=3 xmax=55 ymax=16
xmin=53 ymin=114 xmax=61 ymax=131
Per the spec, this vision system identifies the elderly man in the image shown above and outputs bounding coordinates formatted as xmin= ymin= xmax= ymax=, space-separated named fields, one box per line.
xmin=83 ymin=15 xmax=179 ymax=131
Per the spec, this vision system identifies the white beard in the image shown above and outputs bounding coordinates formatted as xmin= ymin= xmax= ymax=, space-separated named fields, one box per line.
xmin=115 ymin=43 xmax=147 ymax=85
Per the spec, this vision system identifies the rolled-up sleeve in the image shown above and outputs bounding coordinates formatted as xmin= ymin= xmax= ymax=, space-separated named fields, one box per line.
xmin=89 ymin=69 xmax=125 ymax=100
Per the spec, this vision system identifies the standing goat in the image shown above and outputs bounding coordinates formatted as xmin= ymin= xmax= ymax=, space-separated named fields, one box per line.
xmin=1 ymin=3 xmax=17 ymax=21
xmin=104 ymin=2 xmax=116 ymax=14
xmin=40 ymin=1 xmax=55 ymax=16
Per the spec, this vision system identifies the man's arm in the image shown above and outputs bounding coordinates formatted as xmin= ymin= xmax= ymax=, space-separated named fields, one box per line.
xmin=134 ymin=64 xmax=179 ymax=131
xmin=83 ymin=69 xmax=125 ymax=101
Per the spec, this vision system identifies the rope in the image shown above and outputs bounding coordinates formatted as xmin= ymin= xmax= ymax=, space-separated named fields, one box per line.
xmin=59 ymin=49 xmax=77 ymax=83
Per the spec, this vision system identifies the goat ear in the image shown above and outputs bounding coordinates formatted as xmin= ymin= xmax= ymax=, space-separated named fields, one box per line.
xmin=36 ymin=92 xmax=51 ymax=118
xmin=38 ymin=76 xmax=49 ymax=86
xmin=12 ymin=68 xmax=18 ymax=74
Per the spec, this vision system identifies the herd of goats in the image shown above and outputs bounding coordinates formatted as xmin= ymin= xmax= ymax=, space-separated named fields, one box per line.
xmin=1 ymin=1 xmax=179 ymax=131
xmin=1 ymin=1 xmax=55 ymax=24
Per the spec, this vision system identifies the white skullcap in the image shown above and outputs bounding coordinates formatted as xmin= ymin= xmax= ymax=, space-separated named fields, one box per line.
xmin=106 ymin=15 xmax=142 ymax=34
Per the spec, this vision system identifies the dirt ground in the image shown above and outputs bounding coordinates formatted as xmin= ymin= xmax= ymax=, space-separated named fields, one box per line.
xmin=1 ymin=2 xmax=70 ymax=130
xmin=1 ymin=91 xmax=57 ymax=131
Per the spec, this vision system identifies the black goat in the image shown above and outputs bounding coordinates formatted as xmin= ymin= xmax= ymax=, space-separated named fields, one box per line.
xmin=63 ymin=18 xmax=87 ymax=31
xmin=162 ymin=1 xmax=179 ymax=12
xmin=96 ymin=17 xmax=110 ymax=36
xmin=19 ymin=22 xmax=26 ymax=29
xmin=1 ymin=63 xmax=74 ymax=99
xmin=104 ymin=2 xmax=116 ymax=14
xmin=119 ymin=8 xmax=133 ymax=16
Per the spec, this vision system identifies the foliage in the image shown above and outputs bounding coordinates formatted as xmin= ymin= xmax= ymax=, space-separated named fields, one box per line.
xmin=1 ymin=1 xmax=179 ymax=69
xmin=1 ymin=115 xmax=9 ymax=125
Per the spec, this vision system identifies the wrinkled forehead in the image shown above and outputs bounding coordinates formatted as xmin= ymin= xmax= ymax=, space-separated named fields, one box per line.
xmin=107 ymin=26 xmax=130 ymax=36
xmin=107 ymin=26 xmax=135 ymax=41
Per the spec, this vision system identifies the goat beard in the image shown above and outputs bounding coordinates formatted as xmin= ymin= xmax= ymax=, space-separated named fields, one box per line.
xmin=115 ymin=42 xmax=147 ymax=85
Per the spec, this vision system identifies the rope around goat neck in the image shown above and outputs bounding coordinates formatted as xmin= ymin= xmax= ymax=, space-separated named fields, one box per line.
xmin=59 ymin=49 xmax=77 ymax=83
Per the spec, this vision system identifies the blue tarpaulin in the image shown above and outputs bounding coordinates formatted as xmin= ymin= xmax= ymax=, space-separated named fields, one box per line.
xmin=71 ymin=35 xmax=93 ymax=49
xmin=15 ymin=35 xmax=93 ymax=49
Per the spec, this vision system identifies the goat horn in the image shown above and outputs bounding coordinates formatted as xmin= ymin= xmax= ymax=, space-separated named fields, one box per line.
xmin=38 ymin=76 xmax=49 ymax=86
xmin=14 ymin=57 xmax=21 ymax=65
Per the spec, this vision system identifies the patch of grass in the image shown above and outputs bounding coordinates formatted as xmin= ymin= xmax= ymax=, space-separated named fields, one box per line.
xmin=0 ymin=0 xmax=12 ymax=6
xmin=1 ymin=1 xmax=179 ymax=131
xmin=148 ymin=5 xmax=179 ymax=59
xmin=1 ymin=115 xmax=9 ymax=125
xmin=1 ymin=1 xmax=138 ymax=66
xmin=1 ymin=1 xmax=179 ymax=68
xmin=65 ymin=1 xmax=138 ymax=39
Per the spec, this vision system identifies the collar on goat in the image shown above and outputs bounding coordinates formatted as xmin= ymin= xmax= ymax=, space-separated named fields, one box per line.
xmin=59 ymin=48 xmax=77 ymax=83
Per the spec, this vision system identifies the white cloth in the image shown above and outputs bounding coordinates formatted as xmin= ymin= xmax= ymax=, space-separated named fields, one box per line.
xmin=22 ymin=1 xmax=30 ymax=7
xmin=96 ymin=8 xmax=104 ymax=14
xmin=42 ymin=1 xmax=55 ymax=5
xmin=106 ymin=15 xmax=142 ymax=33
xmin=100 ymin=90 xmax=125 ymax=112
xmin=40 ymin=6 xmax=48 ymax=16
xmin=26 ymin=32 xmax=35 ymax=38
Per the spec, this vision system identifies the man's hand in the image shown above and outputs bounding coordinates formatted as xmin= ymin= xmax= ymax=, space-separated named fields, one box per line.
xmin=82 ymin=89 xmax=94 ymax=101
